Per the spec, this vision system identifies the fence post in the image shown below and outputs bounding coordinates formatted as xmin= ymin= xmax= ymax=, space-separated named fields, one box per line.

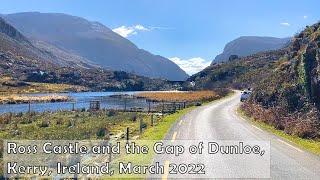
xmin=148 ymin=101 xmax=151 ymax=113
xmin=124 ymin=98 xmax=127 ymax=112
xmin=28 ymin=101 xmax=31 ymax=122
xmin=151 ymin=114 xmax=154 ymax=126
xmin=72 ymin=102 xmax=75 ymax=111
xmin=139 ymin=115 xmax=143 ymax=134
xmin=126 ymin=127 xmax=129 ymax=142
xmin=28 ymin=101 xmax=31 ymax=114
xmin=162 ymin=100 xmax=164 ymax=114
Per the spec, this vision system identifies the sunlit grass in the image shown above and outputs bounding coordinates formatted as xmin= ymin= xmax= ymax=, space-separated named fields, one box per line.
xmin=0 ymin=94 xmax=70 ymax=104
xmin=238 ymin=108 xmax=320 ymax=155
xmin=0 ymin=77 xmax=87 ymax=94
xmin=136 ymin=91 xmax=220 ymax=102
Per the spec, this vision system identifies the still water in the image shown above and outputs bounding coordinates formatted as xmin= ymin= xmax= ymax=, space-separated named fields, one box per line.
xmin=0 ymin=91 xmax=156 ymax=114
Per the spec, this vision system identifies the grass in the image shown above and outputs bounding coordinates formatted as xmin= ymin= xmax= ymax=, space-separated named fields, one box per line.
xmin=238 ymin=108 xmax=320 ymax=156
xmin=135 ymin=90 xmax=220 ymax=102
xmin=0 ymin=110 xmax=147 ymax=177
xmin=0 ymin=94 xmax=70 ymax=104
xmin=140 ymin=107 xmax=196 ymax=140
xmin=0 ymin=77 xmax=88 ymax=94
xmin=0 ymin=90 xmax=230 ymax=178
xmin=0 ymin=105 xmax=197 ymax=179
xmin=0 ymin=110 xmax=146 ymax=140
xmin=110 ymin=106 xmax=197 ymax=179
xmin=110 ymin=92 xmax=235 ymax=179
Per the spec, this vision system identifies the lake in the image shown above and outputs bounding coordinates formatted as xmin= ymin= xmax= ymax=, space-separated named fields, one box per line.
xmin=0 ymin=91 xmax=158 ymax=114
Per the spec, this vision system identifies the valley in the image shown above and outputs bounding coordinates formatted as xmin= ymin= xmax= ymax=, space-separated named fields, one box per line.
xmin=0 ymin=4 xmax=319 ymax=179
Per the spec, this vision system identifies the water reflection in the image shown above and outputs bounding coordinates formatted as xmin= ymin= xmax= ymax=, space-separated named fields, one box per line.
xmin=0 ymin=91 xmax=157 ymax=114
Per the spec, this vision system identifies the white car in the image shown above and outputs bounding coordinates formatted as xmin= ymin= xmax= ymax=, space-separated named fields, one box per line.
xmin=240 ymin=90 xmax=252 ymax=102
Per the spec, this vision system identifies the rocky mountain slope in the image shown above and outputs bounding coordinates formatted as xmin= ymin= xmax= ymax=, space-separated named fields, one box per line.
xmin=0 ymin=17 xmax=178 ymax=91
xmin=2 ymin=12 xmax=188 ymax=81
xmin=188 ymin=49 xmax=287 ymax=89
xmin=189 ymin=22 xmax=320 ymax=138
xmin=213 ymin=36 xmax=290 ymax=63
xmin=243 ymin=22 xmax=320 ymax=138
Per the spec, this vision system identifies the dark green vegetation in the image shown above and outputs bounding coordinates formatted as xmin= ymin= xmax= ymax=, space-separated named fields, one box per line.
xmin=190 ymin=22 xmax=320 ymax=139
xmin=0 ymin=17 xmax=181 ymax=92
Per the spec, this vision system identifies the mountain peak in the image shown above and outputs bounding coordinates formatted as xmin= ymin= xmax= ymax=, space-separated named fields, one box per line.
xmin=3 ymin=12 xmax=188 ymax=80
xmin=0 ymin=17 xmax=30 ymax=44
xmin=213 ymin=36 xmax=290 ymax=63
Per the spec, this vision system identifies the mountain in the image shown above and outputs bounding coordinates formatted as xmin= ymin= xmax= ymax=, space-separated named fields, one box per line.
xmin=189 ymin=22 xmax=320 ymax=139
xmin=0 ymin=17 xmax=180 ymax=91
xmin=2 ymin=12 xmax=188 ymax=81
xmin=188 ymin=49 xmax=287 ymax=89
xmin=213 ymin=36 xmax=290 ymax=63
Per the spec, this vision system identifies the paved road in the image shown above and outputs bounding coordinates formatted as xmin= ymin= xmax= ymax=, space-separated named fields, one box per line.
xmin=153 ymin=91 xmax=320 ymax=179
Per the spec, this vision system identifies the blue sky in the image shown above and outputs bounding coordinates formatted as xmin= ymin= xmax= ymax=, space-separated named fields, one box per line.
xmin=0 ymin=0 xmax=319 ymax=75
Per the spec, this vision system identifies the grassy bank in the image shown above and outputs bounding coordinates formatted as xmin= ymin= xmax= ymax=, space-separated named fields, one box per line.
xmin=0 ymin=101 xmax=197 ymax=179
xmin=135 ymin=90 xmax=222 ymax=102
xmin=0 ymin=110 xmax=149 ymax=140
xmin=0 ymin=94 xmax=70 ymax=104
xmin=0 ymin=90 xmax=231 ymax=178
xmin=0 ymin=77 xmax=88 ymax=94
xmin=111 ymin=105 xmax=197 ymax=179
xmin=238 ymin=108 xmax=320 ymax=155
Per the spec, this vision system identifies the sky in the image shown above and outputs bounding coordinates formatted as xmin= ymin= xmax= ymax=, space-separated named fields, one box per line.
xmin=0 ymin=0 xmax=319 ymax=75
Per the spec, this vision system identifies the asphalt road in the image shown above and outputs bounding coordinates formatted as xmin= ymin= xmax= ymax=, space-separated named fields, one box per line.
xmin=153 ymin=91 xmax=320 ymax=179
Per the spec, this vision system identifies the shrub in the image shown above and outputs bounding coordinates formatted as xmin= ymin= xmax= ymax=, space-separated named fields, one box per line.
xmin=141 ymin=122 xmax=147 ymax=129
xmin=56 ymin=118 xmax=63 ymax=125
xmin=67 ymin=119 xmax=75 ymax=128
xmin=107 ymin=110 xmax=117 ymax=117
xmin=96 ymin=127 xmax=108 ymax=138
xmin=241 ymin=102 xmax=320 ymax=139
xmin=39 ymin=120 xmax=49 ymax=128
xmin=131 ymin=113 xmax=137 ymax=122
xmin=16 ymin=112 xmax=23 ymax=117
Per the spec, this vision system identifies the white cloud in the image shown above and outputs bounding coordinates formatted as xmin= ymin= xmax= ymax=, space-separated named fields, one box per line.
xmin=134 ymin=25 xmax=149 ymax=31
xmin=303 ymin=15 xmax=308 ymax=19
xmin=112 ymin=24 xmax=150 ymax=37
xmin=169 ymin=57 xmax=211 ymax=75
xmin=280 ymin=22 xmax=290 ymax=27
xmin=112 ymin=26 xmax=135 ymax=37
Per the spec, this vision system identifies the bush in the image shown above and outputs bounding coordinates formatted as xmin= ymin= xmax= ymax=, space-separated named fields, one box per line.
xmin=241 ymin=102 xmax=320 ymax=139
xmin=39 ymin=120 xmax=49 ymax=128
xmin=29 ymin=111 xmax=36 ymax=117
xmin=16 ymin=112 xmax=24 ymax=117
xmin=20 ymin=118 xmax=32 ymax=124
xmin=56 ymin=118 xmax=63 ymax=125
xmin=67 ymin=119 xmax=75 ymax=128
xmin=107 ymin=110 xmax=117 ymax=117
xmin=96 ymin=127 xmax=108 ymax=138
xmin=141 ymin=122 xmax=147 ymax=129
xmin=131 ymin=113 xmax=137 ymax=122
xmin=0 ymin=116 xmax=10 ymax=124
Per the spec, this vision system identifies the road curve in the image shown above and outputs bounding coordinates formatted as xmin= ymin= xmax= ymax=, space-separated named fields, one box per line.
xmin=157 ymin=91 xmax=320 ymax=179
